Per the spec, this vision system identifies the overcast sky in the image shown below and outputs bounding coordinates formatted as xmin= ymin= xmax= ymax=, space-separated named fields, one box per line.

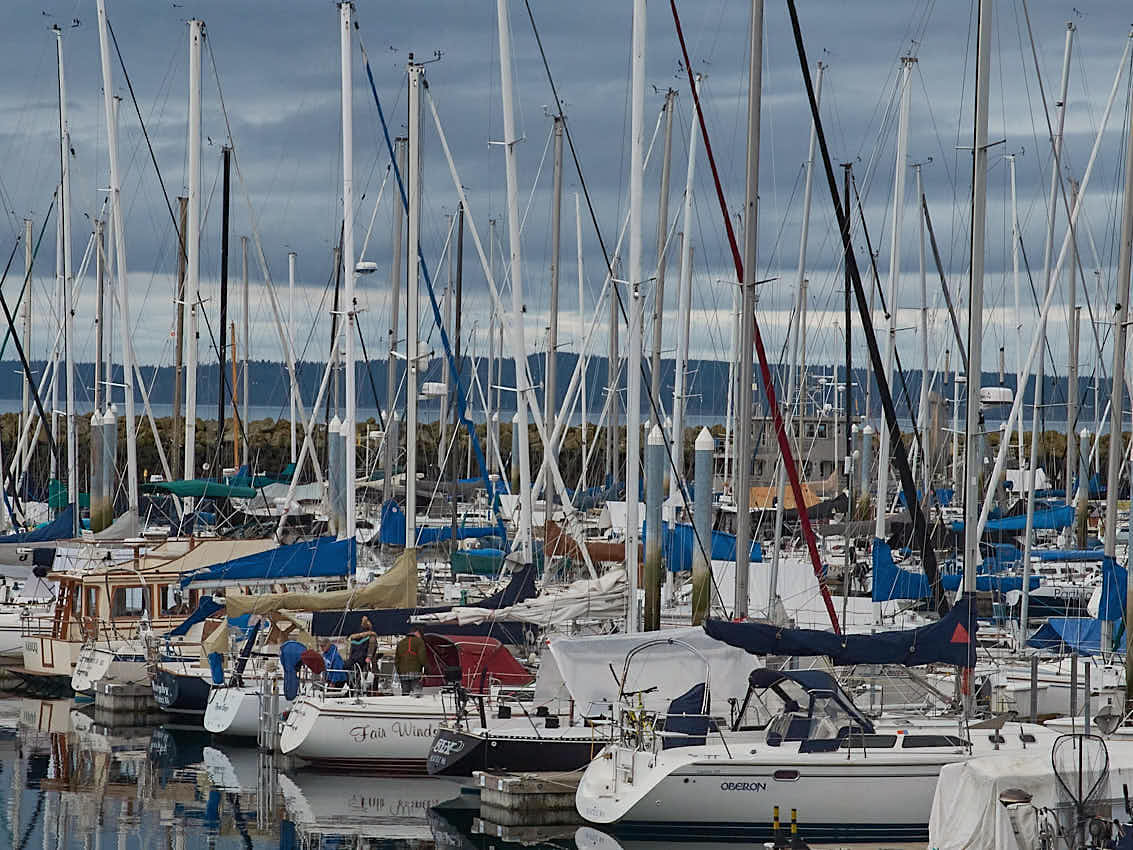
xmin=1 ymin=0 xmax=1130 ymax=411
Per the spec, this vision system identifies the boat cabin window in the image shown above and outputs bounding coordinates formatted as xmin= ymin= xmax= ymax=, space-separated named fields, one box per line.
xmin=70 ymin=584 xmax=82 ymax=617
xmin=84 ymin=587 xmax=99 ymax=618
xmin=161 ymin=584 xmax=190 ymax=615
xmin=900 ymin=734 xmax=968 ymax=748
xmin=840 ymin=734 xmax=897 ymax=749
xmin=111 ymin=586 xmax=148 ymax=618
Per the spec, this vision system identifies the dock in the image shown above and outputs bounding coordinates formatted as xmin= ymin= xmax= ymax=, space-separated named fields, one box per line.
xmin=93 ymin=681 xmax=167 ymax=727
xmin=473 ymin=770 xmax=582 ymax=826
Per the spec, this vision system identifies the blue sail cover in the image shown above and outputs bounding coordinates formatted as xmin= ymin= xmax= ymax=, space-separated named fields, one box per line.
xmin=704 ymin=597 xmax=978 ymax=668
xmin=1097 ymin=556 xmax=1126 ymax=622
xmin=164 ymin=596 xmax=224 ymax=637
xmin=0 ymin=504 xmax=76 ymax=543
xmin=939 ymin=573 xmax=1039 ymax=594
xmin=179 ymin=537 xmax=356 ymax=588
xmin=950 ymin=504 xmax=1074 ymax=533
xmin=647 ymin=521 xmax=763 ymax=573
xmin=1038 ymin=549 xmax=1105 ymax=562
xmin=309 ymin=563 xmax=539 ymax=645
xmin=1027 ymin=618 xmax=1125 ymax=656
xmin=378 ymin=500 xmax=501 ymax=547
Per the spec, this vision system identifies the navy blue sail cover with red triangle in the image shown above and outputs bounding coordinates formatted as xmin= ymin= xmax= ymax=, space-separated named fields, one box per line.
xmin=703 ymin=597 xmax=977 ymax=668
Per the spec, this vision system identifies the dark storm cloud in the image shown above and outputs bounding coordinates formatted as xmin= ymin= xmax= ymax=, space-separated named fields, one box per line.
xmin=0 ymin=0 xmax=1129 ymax=371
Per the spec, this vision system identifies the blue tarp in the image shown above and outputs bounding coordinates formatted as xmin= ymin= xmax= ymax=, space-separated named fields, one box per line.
xmin=1027 ymin=617 xmax=1125 ymax=656
xmin=1038 ymin=549 xmax=1105 ymax=563
xmin=648 ymin=521 xmax=763 ymax=573
xmin=378 ymin=500 xmax=502 ymax=547
xmin=704 ymin=596 xmax=978 ymax=668
xmin=984 ymin=543 xmax=1023 ymax=570
xmin=940 ymin=573 xmax=1039 ymax=594
xmin=179 ymin=536 xmax=356 ymax=588
xmin=872 ymin=539 xmax=935 ymax=602
xmin=1097 ymin=556 xmax=1126 ymax=622
xmin=950 ymin=504 xmax=1074 ymax=533
xmin=164 ymin=596 xmax=223 ymax=637
xmin=0 ymin=504 xmax=76 ymax=543
xmin=873 ymin=538 xmax=1038 ymax=602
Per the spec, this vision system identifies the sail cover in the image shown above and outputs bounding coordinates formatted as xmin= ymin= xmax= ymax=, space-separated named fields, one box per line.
xmin=413 ymin=568 xmax=626 ymax=627
xmin=143 ymin=480 xmax=258 ymax=500
xmin=224 ymin=547 xmax=416 ymax=616
xmin=0 ymin=504 xmax=76 ymax=543
xmin=704 ymin=596 xmax=978 ymax=668
xmin=179 ymin=537 xmax=354 ymax=588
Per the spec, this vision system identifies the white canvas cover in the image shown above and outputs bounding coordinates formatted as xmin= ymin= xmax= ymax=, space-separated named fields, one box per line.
xmin=548 ymin=626 xmax=758 ymax=718
xmin=712 ymin=553 xmax=904 ymax=629
xmin=929 ymin=741 xmax=1133 ymax=850
xmin=413 ymin=568 xmax=627 ymax=627
xmin=92 ymin=510 xmax=140 ymax=540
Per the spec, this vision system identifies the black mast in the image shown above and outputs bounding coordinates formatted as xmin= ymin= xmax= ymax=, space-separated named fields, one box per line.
xmin=787 ymin=0 xmax=945 ymax=612
xmin=842 ymin=163 xmax=852 ymax=486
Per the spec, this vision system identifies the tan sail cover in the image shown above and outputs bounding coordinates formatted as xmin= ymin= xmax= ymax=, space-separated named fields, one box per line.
xmin=224 ymin=548 xmax=417 ymax=617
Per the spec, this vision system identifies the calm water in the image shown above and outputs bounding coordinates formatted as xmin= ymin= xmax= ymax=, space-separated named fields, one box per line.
xmin=0 ymin=697 xmax=647 ymax=850
xmin=0 ymin=697 xmax=926 ymax=850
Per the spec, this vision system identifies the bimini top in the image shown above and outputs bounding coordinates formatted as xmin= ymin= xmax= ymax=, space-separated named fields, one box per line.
xmin=747 ymin=667 xmax=874 ymax=734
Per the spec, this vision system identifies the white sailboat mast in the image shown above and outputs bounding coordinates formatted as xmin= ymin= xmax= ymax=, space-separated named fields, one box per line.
xmin=670 ymin=74 xmax=701 ymax=500
xmin=963 ymin=0 xmax=993 ymax=594
xmin=95 ymin=0 xmax=139 ymax=515
xmin=339 ymin=1 xmax=358 ymax=543
xmin=496 ymin=0 xmax=535 ymax=564
xmin=406 ymin=59 xmax=423 ymax=549
xmin=55 ymin=27 xmax=77 ymax=528
xmin=873 ymin=56 xmax=914 ymax=549
xmin=184 ymin=18 xmax=203 ymax=498
xmin=734 ymin=0 xmax=764 ymax=620
xmin=623 ymin=0 xmax=647 ymax=630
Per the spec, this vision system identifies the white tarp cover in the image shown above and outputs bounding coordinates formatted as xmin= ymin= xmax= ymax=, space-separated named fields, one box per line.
xmin=548 ymin=626 xmax=758 ymax=717
xmin=929 ymin=741 xmax=1133 ymax=850
xmin=413 ymin=568 xmax=627 ymax=627
xmin=93 ymin=511 xmax=140 ymax=540
xmin=712 ymin=554 xmax=905 ymax=629
xmin=236 ymin=482 xmax=324 ymax=515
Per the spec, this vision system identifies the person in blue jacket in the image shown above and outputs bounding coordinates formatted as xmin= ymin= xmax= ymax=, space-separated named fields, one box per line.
xmin=320 ymin=638 xmax=347 ymax=686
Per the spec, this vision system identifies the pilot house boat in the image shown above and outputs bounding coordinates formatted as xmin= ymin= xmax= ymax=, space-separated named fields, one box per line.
xmin=20 ymin=537 xmax=274 ymax=691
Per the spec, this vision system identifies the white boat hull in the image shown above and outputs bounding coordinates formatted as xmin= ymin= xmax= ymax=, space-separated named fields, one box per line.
xmin=279 ymin=693 xmax=452 ymax=772
xmin=204 ymin=683 xmax=292 ymax=738
xmin=71 ymin=642 xmax=150 ymax=693
xmin=576 ymin=725 xmax=1057 ymax=840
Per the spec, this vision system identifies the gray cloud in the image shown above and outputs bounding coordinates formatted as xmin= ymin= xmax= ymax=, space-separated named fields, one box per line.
xmin=0 ymin=0 xmax=1128 ymax=406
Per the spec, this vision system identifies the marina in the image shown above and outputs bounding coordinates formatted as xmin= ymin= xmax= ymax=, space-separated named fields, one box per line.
xmin=0 ymin=0 xmax=1133 ymax=847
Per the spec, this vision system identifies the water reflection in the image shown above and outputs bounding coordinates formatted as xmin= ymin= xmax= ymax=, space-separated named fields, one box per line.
xmin=1 ymin=698 xmax=912 ymax=850
xmin=1 ymin=697 xmax=606 ymax=850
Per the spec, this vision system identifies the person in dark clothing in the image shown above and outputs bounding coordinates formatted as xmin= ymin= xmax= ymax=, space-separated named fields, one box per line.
xmin=394 ymin=627 xmax=428 ymax=694
xmin=347 ymin=615 xmax=378 ymax=678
